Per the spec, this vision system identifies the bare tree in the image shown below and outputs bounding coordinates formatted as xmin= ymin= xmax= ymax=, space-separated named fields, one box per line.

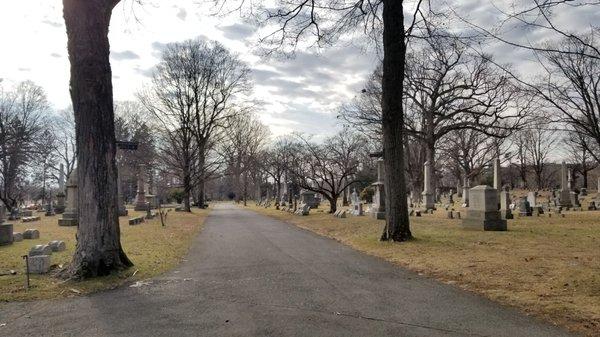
xmin=442 ymin=129 xmax=498 ymax=188
xmin=404 ymin=31 xmax=524 ymax=176
xmin=0 ymin=81 xmax=48 ymax=211
xmin=50 ymin=108 xmax=76 ymax=182
xmin=522 ymin=128 xmax=559 ymax=189
xmin=289 ymin=131 xmax=366 ymax=213
xmin=537 ymin=38 xmax=600 ymax=165
xmin=63 ymin=0 xmax=133 ymax=278
xmin=215 ymin=0 xmax=425 ymax=241
xmin=566 ymin=130 xmax=599 ymax=189
xmin=263 ymin=136 xmax=300 ymax=203
xmin=220 ymin=112 xmax=270 ymax=205
xmin=141 ymin=39 xmax=251 ymax=211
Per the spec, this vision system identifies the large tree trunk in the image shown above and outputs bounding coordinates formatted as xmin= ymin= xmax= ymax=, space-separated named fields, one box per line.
xmin=63 ymin=0 xmax=132 ymax=278
xmin=380 ymin=0 xmax=412 ymax=242
xmin=327 ymin=196 xmax=337 ymax=214
xmin=197 ymin=179 xmax=205 ymax=208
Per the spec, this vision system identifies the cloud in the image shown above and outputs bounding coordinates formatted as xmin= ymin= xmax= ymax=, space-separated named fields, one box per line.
xmin=218 ymin=23 xmax=256 ymax=40
xmin=18 ymin=67 xmax=30 ymax=72
xmin=111 ymin=50 xmax=140 ymax=61
xmin=176 ymin=7 xmax=187 ymax=21
xmin=41 ymin=19 xmax=62 ymax=28
xmin=50 ymin=53 xmax=61 ymax=58
xmin=134 ymin=65 xmax=154 ymax=78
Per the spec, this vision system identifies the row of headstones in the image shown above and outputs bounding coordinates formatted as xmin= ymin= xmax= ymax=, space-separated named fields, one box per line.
xmin=0 ymin=225 xmax=42 ymax=245
xmin=27 ymin=241 xmax=67 ymax=274
xmin=279 ymin=203 xmax=311 ymax=215
xmin=0 ymin=224 xmax=66 ymax=274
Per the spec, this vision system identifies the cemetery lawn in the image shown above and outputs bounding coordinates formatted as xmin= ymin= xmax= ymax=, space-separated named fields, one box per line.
xmin=0 ymin=207 xmax=208 ymax=302
xmin=249 ymin=204 xmax=600 ymax=337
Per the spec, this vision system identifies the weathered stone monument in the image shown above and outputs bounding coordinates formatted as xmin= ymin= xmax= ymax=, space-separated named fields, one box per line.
xmin=570 ymin=191 xmax=581 ymax=209
xmin=517 ymin=197 xmax=532 ymax=216
xmin=461 ymin=185 xmax=507 ymax=231
xmin=527 ymin=191 xmax=538 ymax=208
xmin=55 ymin=164 xmax=66 ymax=214
xmin=29 ymin=244 xmax=53 ymax=256
xmin=0 ymin=223 xmax=13 ymax=245
xmin=462 ymin=177 xmax=470 ymax=207
xmin=45 ymin=201 xmax=55 ymax=216
xmin=493 ymin=157 xmax=501 ymax=190
xmin=300 ymin=191 xmax=319 ymax=209
xmin=350 ymin=188 xmax=363 ymax=216
xmin=371 ymin=158 xmax=385 ymax=219
xmin=58 ymin=170 xmax=78 ymax=227
xmin=422 ymin=161 xmax=435 ymax=211
xmin=48 ymin=240 xmax=66 ymax=252
xmin=28 ymin=255 xmax=51 ymax=274
xmin=134 ymin=165 xmax=149 ymax=211
xmin=558 ymin=162 xmax=572 ymax=209
xmin=499 ymin=186 xmax=513 ymax=219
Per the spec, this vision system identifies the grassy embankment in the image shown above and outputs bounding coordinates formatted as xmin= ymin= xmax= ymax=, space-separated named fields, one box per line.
xmin=0 ymin=207 xmax=208 ymax=301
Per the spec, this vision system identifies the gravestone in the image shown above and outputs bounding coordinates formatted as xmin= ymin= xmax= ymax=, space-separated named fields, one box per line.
xmin=499 ymin=186 xmax=513 ymax=219
xmin=370 ymin=158 xmax=386 ymax=219
xmin=518 ymin=197 xmax=532 ymax=216
xmin=570 ymin=191 xmax=581 ymax=209
xmin=527 ymin=191 xmax=538 ymax=208
xmin=493 ymin=158 xmax=501 ymax=190
xmin=55 ymin=163 xmax=66 ymax=214
xmin=23 ymin=229 xmax=40 ymax=239
xmin=45 ymin=201 xmax=55 ymax=216
xmin=0 ymin=223 xmax=13 ymax=245
xmin=299 ymin=204 xmax=310 ymax=216
xmin=134 ymin=165 xmax=149 ymax=211
xmin=350 ymin=188 xmax=363 ymax=216
xmin=300 ymin=191 xmax=319 ymax=209
xmin=558 ymin=162 xmax=572 ymax=208
xmin=462 ymin=177 xmax=470 ymax=207
xmin=29 ymin=244 xmax=52 ymax=256
xmin=462 ymin=185 xmax=507 ymax=231
xmin=48 ymin=240 xmax=66 ymax=252
xmin=58 ymin=170 xmax=78 ymax=226
xmin=13 ymin=232 xmax=23 ymax=242
xmin=422 ymin=161 xmax=436 ymax=210
xmin=580 ymin=187 xmax=587 ymax=196
xmin=28 ymin=255 xmax=51 ymax=274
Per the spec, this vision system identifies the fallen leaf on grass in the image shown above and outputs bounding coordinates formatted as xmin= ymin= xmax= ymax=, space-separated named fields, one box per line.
xmin=69 ymin=288 xmax=81 ymax=294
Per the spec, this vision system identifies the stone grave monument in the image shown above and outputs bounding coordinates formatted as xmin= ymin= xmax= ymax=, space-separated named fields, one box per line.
xmin=421 ymin=161 xmax=435 ymax=211
xmin=370 ymin=158 xmax=385 ymax=220
xmin=461 ymin=185 xmax=507 ymax=231
xmin=58 ymin=170 xmax=78 ymax=226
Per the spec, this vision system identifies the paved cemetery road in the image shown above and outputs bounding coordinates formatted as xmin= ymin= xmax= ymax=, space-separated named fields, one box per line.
xmin=0 ymin=204 xmax=577 ymax=337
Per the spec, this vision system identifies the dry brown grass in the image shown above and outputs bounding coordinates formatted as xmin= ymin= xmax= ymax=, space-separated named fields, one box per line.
xmin=249 ymin=201 xmax=600 ymax=337
xmin=0 ymin=207 xmax=208 ymax=302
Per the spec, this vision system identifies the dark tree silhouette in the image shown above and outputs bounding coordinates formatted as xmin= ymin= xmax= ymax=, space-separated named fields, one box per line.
xmin=63 ymin=0 xmax=132 ymax=278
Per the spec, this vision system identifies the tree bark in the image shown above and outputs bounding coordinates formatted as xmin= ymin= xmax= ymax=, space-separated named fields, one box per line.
xmin=328 ymin=196 xmax=337 ymax=213
xmin=63 ymin=0 xmax=132 ymax=278
xmin=380 ymin=0 xmax=412 ymax=242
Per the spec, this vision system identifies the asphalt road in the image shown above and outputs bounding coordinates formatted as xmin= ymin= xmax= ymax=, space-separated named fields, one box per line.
xmin=0 ymin=203 xmax=577 ymax=336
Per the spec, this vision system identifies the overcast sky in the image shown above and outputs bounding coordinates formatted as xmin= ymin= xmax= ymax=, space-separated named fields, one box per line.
xmin=0 ymin=1 xmax=598 ymax=139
